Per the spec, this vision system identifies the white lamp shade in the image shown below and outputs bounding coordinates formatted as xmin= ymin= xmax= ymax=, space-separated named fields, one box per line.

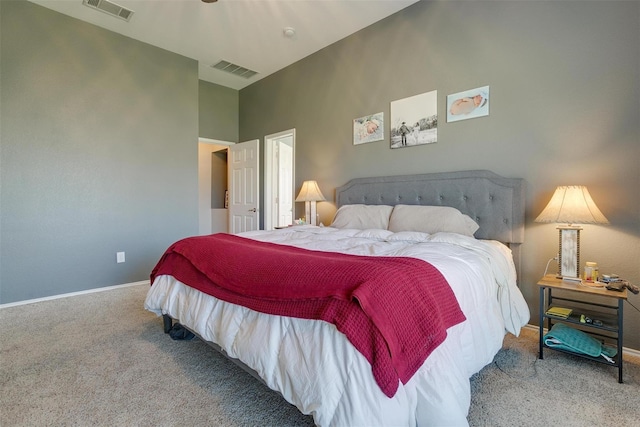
xmin=535 ymin=186 xmax=609 ymax=225
xmin=295 ymin=180 xmax=326 ymax=202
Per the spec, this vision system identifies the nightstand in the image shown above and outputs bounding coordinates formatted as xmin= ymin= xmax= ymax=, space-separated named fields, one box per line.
xmin=538 ymin=274 xmax=627 ymax=383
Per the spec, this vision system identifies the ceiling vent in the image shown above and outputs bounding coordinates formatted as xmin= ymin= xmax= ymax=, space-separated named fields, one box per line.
xmin=83 ymin=0 xmax=134 ymax=22
xmin=211 ymin=60 xmax=258 ymax=79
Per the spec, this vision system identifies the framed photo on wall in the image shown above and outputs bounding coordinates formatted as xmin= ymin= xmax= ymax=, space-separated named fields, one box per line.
xmin=390 ymin=90 xmax=437 ymax=149
xmin=353 ymin=112 xmax=384 ymax=145
xmin=446 ymin=86 xmax=490 ymax=122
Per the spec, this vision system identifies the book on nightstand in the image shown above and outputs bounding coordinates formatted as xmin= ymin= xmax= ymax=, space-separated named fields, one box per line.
xmin=545 ymin=306 xmax=573 ymax=319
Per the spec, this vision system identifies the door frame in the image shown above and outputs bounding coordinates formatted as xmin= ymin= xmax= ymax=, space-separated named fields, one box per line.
xmin=264 ymin=129 xmax=296 ymax=231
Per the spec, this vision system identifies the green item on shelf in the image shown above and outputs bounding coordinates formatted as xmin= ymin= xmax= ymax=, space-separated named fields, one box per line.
xmin=543 ymin=323 xmax=617 ymax=359
xmin=546 ymin=306 xmax=572 ymax=318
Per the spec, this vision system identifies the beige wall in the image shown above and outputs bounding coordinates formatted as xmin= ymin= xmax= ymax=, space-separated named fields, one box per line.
xmin=239 ymin=1 xmax=640 ymax=349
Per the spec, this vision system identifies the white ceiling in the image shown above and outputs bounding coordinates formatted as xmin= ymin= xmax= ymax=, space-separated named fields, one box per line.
xmin=29 ymin=0 xmax=419 ymax=90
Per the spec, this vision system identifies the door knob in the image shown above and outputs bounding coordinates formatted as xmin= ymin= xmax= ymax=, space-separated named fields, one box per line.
xmin=248 ymin=208 xmax=257 ymax=212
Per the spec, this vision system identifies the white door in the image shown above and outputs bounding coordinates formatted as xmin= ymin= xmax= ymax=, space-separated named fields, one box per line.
xmin=228 ymin=139 xmax=259 ymax=233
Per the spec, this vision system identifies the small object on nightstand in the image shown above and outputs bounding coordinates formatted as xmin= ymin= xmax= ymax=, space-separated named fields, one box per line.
xmin=606 ymin=282 xmax=625 ymax=292
xmin=584 ymin=262 xmax=599 ymax=282
xmin=605 ymin=279 xmax=639 ymax=294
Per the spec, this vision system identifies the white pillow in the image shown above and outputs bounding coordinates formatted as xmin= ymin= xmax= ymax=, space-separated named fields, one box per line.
xmin=331 ymin=204 xmax=394 ymax=230
xmin=387 ymin=205 xmax=479 ymax=236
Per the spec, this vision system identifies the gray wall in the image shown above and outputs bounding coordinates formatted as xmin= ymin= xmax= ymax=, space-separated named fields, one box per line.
xmin=240 ymin=1 xmax=640 ymax=349
xmin=0 ymin=1 xmax=202 ymax=302
xmin=199 ymin=80 xmax=239 ymax=142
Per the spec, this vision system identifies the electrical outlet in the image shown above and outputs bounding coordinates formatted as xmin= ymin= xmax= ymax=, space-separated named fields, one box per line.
xmin=116 ymin=252 xmax=125 ymax=263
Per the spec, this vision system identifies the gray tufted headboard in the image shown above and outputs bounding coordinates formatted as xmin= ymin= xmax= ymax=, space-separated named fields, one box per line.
xmin=335 ymin=170 xmax=525 ymax=278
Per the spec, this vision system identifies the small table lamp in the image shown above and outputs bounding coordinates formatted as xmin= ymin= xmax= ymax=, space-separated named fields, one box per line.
xmin=535 ymin=185 xmax=609 ymax=279
xmin=295 ymin=180 xmax=326 ymax=226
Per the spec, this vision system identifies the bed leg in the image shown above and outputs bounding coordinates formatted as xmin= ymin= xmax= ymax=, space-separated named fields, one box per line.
xmin=163 ymin=314 xmax=172 ymax=334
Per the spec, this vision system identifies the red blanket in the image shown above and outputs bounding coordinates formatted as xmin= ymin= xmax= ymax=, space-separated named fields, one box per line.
xmin=150 ymin=233 xmax=465 ymax=397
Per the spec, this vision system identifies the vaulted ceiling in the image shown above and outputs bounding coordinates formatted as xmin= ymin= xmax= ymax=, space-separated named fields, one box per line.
xmin=29 ymin=0 xmax=419 ymax=90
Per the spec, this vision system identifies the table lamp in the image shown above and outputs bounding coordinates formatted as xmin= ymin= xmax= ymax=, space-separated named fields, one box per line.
xmin=295 ymin=180 xmax=326 ymax=226
xmin=535 ymin=185 xmax=609 ymax=279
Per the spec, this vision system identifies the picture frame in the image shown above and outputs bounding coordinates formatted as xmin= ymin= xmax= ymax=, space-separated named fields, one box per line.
xmin=353 ymin=112 xmax=384 ymax=145
xmin=390 ymin=90 xmax=437 ymax=149
xmin=446 ymin=85 xmax=490 ymax=122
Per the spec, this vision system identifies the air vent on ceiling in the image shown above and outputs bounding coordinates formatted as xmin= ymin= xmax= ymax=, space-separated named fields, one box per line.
xmin=83 ymin=0 xmax=134 ymax=22
xmin=211 ymin=60 xmax=258 ymax=79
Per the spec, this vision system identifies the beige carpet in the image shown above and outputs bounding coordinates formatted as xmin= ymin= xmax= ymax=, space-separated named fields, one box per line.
xmin=1 ymin=284 xmax=638 ymax=426
xmin=471 ymin=327 xmax=640 ymax=426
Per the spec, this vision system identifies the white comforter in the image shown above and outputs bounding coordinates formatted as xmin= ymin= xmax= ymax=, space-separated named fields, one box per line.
xmin=145 ymin=226 xmax=530 ymax=426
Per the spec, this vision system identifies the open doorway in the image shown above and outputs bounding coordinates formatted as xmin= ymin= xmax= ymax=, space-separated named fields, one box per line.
xmin=264 ymin=130 xmax=295 ymax=230
xmin=198 ymin=138 xmax=233 ymax=235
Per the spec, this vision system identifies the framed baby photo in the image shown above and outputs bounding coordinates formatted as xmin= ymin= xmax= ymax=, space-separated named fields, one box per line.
xmin=446 ymin=86 xmax=490 ymax=123
xmin=353 ymin=112 xmax=384 ymax=145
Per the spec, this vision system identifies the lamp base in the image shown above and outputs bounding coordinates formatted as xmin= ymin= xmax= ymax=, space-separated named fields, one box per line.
xmin=557 ymin=226 xmax=581 ymax=279
xmin=304 ymin=201 xmax=318 ymax=226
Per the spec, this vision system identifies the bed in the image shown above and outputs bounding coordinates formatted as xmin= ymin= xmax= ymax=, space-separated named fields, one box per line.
xmin=144 ymin=169 xmax=530 ymax=426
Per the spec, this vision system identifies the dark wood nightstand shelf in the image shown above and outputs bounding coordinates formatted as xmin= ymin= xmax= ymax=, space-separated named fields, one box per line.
xmin=538 ymin=274 xmax=627 ymax=383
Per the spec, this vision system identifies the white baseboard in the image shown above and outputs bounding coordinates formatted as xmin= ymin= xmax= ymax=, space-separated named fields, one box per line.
xmin=0 ymin=280 xmax=150 ymax=309
xmin=523 ymin=323 xmax=640 ymax=358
